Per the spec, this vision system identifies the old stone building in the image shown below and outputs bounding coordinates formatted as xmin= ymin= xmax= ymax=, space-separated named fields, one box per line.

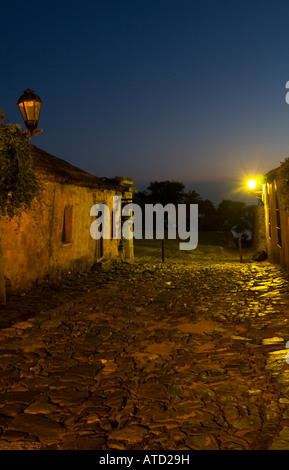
xmin=3 ymin=145 xmax=135 ymax=290
xmin=262 ymin=166 xmax=289 ymax=272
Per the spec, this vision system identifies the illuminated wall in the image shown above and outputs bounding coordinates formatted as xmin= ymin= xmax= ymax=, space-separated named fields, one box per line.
xmin=2 ymin=147 xmax=134 ymax=290
xmin=263 ymin=170 xmax=289 ymax=272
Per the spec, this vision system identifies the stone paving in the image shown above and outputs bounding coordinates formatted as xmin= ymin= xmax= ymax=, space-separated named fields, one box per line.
xmin=1 ymin=249 xmax=289 ymax=449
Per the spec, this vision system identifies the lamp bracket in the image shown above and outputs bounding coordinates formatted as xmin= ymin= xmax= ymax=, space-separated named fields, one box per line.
xmin=23 ymin=129 xmax=43 ymax=138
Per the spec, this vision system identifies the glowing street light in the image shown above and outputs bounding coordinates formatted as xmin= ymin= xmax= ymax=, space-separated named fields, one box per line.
xmin=247 ymin=179 xmax=257 ymax=190
xmin=17 ymin=89 xmax=43 ymax=137
xmin=247 ymin=177 xmax=264 ymax=205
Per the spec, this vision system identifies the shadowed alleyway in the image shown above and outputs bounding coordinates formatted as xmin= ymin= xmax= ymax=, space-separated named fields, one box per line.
xmin=0 ymin=244 xmax=289 ymax=450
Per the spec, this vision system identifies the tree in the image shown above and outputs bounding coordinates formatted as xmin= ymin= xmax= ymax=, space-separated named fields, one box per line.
xmin=182 ymin=190 xmax=201 ymax=230
xmin=182 ymin=191 xmax=218 ymax=230
xmin=217 ymin=199 xmax=255 ymax=239
xmin=182 ymin=189 xmax=202 ymax=205
xmin=146 ymin=180 xmax=185 ymax=205
xmin=134 ymin=181 xmax=186 ymax=234
xmin=198 ymin=199 xmax=217 ymax=231
xmin=134 ymin=181 xmax=219 ymax=232
xmin=0 ymin=111 xmax=41 ymax=304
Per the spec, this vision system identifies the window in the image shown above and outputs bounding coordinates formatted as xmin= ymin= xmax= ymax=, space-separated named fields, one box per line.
xmin=274 ymin=181 xmax=282 ymax=247
xmin=62 ymin=205 xmax=73 ymax=244
xmin=95 ymin=237 xmax=103 ymax=260
xmin=266 ymin=184 xmax=271 ymax=239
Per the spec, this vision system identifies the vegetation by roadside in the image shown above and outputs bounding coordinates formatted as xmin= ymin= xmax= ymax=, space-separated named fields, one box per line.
xmin=134 ymin=230 xmax=254 ymax=264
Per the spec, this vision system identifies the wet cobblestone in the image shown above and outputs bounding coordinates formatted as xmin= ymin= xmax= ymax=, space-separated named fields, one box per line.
xmin=1 ymin=252 xmax=289 ymax=450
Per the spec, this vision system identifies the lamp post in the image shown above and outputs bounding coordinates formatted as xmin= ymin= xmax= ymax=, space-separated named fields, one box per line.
xmin=247 ymin=177 xmax=264 ymax=205
xmin=17 ymin=88 xmax=43 ymax=137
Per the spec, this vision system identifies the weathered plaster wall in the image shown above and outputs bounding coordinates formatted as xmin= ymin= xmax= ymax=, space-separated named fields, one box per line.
xmin=263 ymin=180 xmax=289 ymax=272
xmin=3 ymin=181 xmax=120 ymax=289
xmin=252 ymin=205 xmax=266 ymax=253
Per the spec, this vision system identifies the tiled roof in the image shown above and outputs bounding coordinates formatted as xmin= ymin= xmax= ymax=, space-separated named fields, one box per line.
xmin=31 ymin=145 xmax=125 ymax=191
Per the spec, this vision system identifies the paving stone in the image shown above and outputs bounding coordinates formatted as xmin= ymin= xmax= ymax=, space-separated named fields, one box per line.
xmin=230 ymin=415 xmax=263 ymax=431
xmin=0 ymin=438 xmax=42 ymax=450
xmin=0 ymin=391 xmax=41 ymax=404
xmin=137 ymin=383 xmax=171 ymax=401
xmin=7 ymin=414 xmax=67 ymax=444
xmin=185 ymin=434 xmax=220 ymax=450
xmin=0 ymin=250 xmax=289 ymax=449
xmin=48 ymin=389 xmax=89 ymax=407
xmin=20 ymin=337 xmax=47 ymax=353
xmin=223 ymin=405 xmax=240 ymax=422
xmin=108 ymin=425 xmax=149 ymax=444
xmin=24 ymin=401 xmax=60 ymax=415
xmin=0 ymin=403 xmax=24 ymax=417
xmin=12 ymin=322 xmax=34 ymax=330
xmin=269 ymin=439 xmax=289 ymax=450
xmin=60 ymin=436 xmax=106 ymax=450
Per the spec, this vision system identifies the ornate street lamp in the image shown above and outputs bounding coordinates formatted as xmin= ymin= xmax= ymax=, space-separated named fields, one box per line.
xmin=17 ymin=88 xmax=43 ymax=136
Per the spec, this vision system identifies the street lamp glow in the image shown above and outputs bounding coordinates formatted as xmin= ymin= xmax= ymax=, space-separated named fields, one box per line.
xmin=17 ymin=88 xmax=42 ymax=131
xmin=247 ymin=180 xmax=257 ymax=190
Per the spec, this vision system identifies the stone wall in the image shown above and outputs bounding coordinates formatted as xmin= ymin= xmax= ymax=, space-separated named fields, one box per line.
xmin=252 ymin=205 xmax=267 ymax=253
xmin=263 ymin=179 xmax=289 ymax=272
xmin=3 ymin=181 xmax=121 ymax=290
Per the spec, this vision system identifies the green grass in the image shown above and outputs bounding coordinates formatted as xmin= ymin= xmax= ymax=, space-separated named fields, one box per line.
xmin=133 ymin=231 xmax=232 ymax=263
xmin=134 ymin=231 xmax=227 ymax=249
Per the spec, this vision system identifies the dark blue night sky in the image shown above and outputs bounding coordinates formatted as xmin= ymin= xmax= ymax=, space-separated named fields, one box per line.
xmin=2 ymin=0 xmax=289 ymax=203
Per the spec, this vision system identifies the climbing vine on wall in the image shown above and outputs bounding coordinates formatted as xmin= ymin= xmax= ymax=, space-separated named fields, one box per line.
xmin=0 ymin=110 xmax=41 ymax=219
xmin=276 ymin=158 xmax=289 ymax=207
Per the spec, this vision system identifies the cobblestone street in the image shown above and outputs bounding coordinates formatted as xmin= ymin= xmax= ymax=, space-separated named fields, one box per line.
xmin=1 ymin=246 xmax=289 ymax=450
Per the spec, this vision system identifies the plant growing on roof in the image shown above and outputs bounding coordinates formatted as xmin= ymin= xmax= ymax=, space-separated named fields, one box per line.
xmin=276 ymin=158 xmax=289 ymax=206
xmin=0 ymin=110 xmax=41 ymax=304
